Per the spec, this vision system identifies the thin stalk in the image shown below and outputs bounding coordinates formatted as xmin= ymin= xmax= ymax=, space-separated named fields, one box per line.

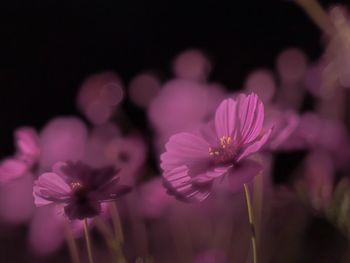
xmin=109 ymin=202 xmax=127 ymax=263
xmin=64 ymin=221 xmax=81 ymax=263
xmin=295 ymin=0 xmax=334 ymax=36
xmin=83 ymin=218 xmax=95 ymax=263
xmin=244 ymin=183 xmax=257 ymax=263
xmin=110 ymin=202 xmax=124 ymax=243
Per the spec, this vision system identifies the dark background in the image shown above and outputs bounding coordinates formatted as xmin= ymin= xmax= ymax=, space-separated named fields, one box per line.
xmin=0 ymin=0 xmax=344 ymax=155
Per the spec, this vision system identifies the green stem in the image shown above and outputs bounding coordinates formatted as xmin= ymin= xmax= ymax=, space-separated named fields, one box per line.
xmin=110 ymin=202 xmax=124 ymax=243
xmin=244 ymin=183 xmax=257 ymax=263
xmin=64 ymin=221 xmax=81 ymax=263
xmin=109 ymin=202 xmax=127 ymax=263
xmin=83 ymin=218 xmax=95 ymax=263
xmin=295 ymin=0 xmax=334 ymax=36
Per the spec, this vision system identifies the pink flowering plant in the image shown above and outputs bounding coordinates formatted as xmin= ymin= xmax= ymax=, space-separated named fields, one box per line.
xmin=161 ymin=93 xmax=271 ymax=201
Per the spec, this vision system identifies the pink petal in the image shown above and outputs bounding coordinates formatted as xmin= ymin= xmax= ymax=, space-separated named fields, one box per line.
xmin=160 ymin=132 xmax=210 ymax=172
xmin=236 ymin=93 xmax=264 ymax=144
xmin=163 ymin=165 xmax=212 ymax=202
xmin=214 ymin=98 xmax=237 ymax=138
xmin=268 ymin=111 xmax=299 ymax=150
xmin=205 ymin=165 xmax=232 ymax=179
xmin=237 ymin=128 xmax=272 ymax=162
xmin=228 ymin=160 xmax=262 ymax=193
xmin=33 ymin=172 xmax=71 ymax=207
xmin=15 ymin=127 xmax=40 ymax=161
xmin=0 ymin=158 xmax=28 ymax=183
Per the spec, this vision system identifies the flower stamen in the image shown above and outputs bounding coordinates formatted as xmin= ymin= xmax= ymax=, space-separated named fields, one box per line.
xmin=70 ymin=181 xmax=83 ymax=191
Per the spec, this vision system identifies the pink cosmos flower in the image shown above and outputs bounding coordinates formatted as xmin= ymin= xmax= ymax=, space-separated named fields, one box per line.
xmin=161 ymin=93 xmax=271 ymax=201
xmin=33 ymin=161 xmax=130 ymax=220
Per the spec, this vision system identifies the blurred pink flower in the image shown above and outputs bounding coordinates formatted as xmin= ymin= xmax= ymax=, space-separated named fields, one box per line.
xmin=33 ymin=161 xmax=130 ymax=220
xmin=128 ymin=72 xmax=161 ymax=108
xmin=149 ymin=79 xmax=227 ymax=155
xmin=148 ymin=79 xmax=210 ymax=135
xmin=105 ymin=134 xmax=147 ymax=185
xmin=0 ymin=127 xmax=40 ymax=183
xmin=138 ymin=178 xmax=174 ymax=219
xmin=161 ymin=93 xmax=271 ymax=201
xmin=276 ymin=48 xmax=308 ymax=83
xmin=172 ymin=49 xmax=212 ymax=82
xmin=84 ymin=123 xmax=121 ymax=168
xmin=264 ymin=106 xmax=300 ymax=151
xmin=39 ymin=117 xmax=88 ymax=171
xmin=244 ymin=69 xmax=276 ymax=105
xmin=77 ymin=71 xmax=124 ymax=125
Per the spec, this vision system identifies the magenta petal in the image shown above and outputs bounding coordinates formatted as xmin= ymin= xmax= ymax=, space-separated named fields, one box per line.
xmin=228 ymin=160 xmax=262 ymax=193
xmin=160 ymin=132 xmax=209 ymax=172
xmin=205 ymin=165 xmax=232 ymax=179
xmin=214 ymin=98 xmax=237 ymax=138
xmin=268 ymin=111 xmax=299 ymax=150
xmin=15 ymin=127 xmax=40 ymax=160
xmin=237 ymin=128 xmax=272 ymax=162
xmin=0 ymin=158 xmax=28 ymax=183
xmin=33 ymin=172 xmax=71 ymax=207
xmin=236 ymin=93 xmax=264 ymax=144
xmin=163 ymin=165 xmax=212 ymax=202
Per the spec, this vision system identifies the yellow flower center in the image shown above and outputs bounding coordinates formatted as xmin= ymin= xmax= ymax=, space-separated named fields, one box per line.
xmin=209 ymin=136 xmax=236 ymax=164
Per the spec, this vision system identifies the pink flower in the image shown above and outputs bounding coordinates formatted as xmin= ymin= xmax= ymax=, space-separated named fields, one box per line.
xmin=0 ymin=127 xmax=40 ymax=183
xmin=161 ymin=93 xmax=271 ymax=202
xmin=138 ymin=178 xmax=174 ymax=219
xmin=33 ymin=161 xmax=130 ymax=220
xmin=172 ymin=49 xmax=212 ymax=82
xmin=77 ymin=71 xmax=124 ymax=125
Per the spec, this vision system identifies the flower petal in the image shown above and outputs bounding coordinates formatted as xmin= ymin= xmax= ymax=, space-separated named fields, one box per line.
xmin=236 ymin=93 xmax=264 ymax=144
xmin=15 ymin=127 xmax=40 ymax=161
xmin=214 ymin=98 xmax=237 ymax=138
xmin=160 ymin=132 xmax=210 ymax=172
xmin=33 ymin=172 xmax=71 ymax=207
xmin=0 ymin=158 xmax=28 ymax=183
xmin=237 ymin=128 xmax=272 ymax=162
xmin=228 ymin=160 xmax=262 ymax=193
xmin=163 ymin=165 xmax=212 ymax=202
xmin=93 ymin=179 xmax=131 ymax=202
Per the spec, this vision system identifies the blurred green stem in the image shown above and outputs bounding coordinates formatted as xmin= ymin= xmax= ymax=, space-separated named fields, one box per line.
xmin=244 ymin=183 xmax=257 ymax=263
xmin=83 ymin=218 xmax=95 ymax=263
xmin=64 ymin=220 xmax=81 ymax=263
xmin=295 ymin=0 xmax=334 ymax=36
